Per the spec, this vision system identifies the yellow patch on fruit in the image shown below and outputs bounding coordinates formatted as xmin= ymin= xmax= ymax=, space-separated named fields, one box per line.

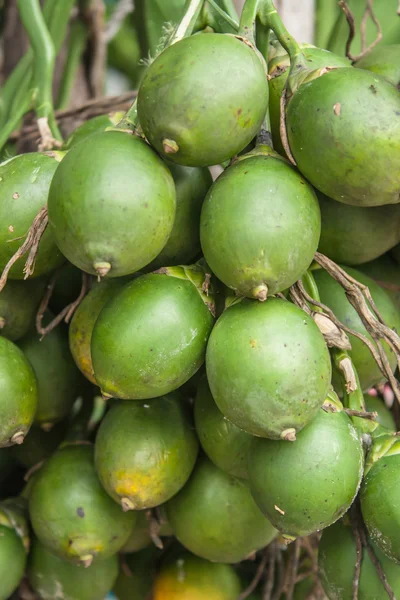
xmin=154 ymin=574 xmax=227 ymax=600
xmin=115 ymin=471 xmax=163 ymax=508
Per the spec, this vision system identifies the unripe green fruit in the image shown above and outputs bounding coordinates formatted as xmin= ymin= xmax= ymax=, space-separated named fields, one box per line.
xmin=356 ymin=45 xmax=400 ymax=88
xmin=361 ymin=453 xmax=400 ymax=563
xmin=69 ymin=279 xmax=127 ymax=385
xmin=138 ymin=33 xmax=268 ymax=167
xmin=64 ymin=112 xmax=124 ymax=149
xmin=248 ymin=407 xmax=364 ymax=538
xmin=29 ymin=538 xmax=119 ymax=600
xmin=318 ymin=192 xmax=400 ymax=265
xmin=0 ymin=524 xmax=27 ymax=600
xmin=92 ymin=272 xmax=214 ymax=400
xmin=364 ymin=394 xmax=396 ymax=432
xmin=206 ymin=298 xmax=331 ymax=439
xmin=0 ymin=278 xmax=46 ymax=341
xmin=147 ymin=163 xmax=212 ymax=270
xmin=200 ymin=151 xmax=320 ymax=299
xmin=0 ymin=336 xmax=38 ymax=447
xmin=153 ymin=550 xmax=242 ymax=600
xmin=319 ymin=520 xmax=400 ymax=599
xmin=166 ymin=457 xmax=277 ymax=564
xmin=0 ymin=153 xmax=64 ymax=279
xmin=48 ymin=131 xmax=176 ymax=278
xmin=287 ymin=68 xmax=400 ymax=206
xmin=194 ymin=376 xmax=253 ymax=479
xmin=29 ymin=444 xmax=136 ymax=565
xmin=19 ymin=314 xmax=82 ymax=426
xmin=94 ymin=395 xmax=198 ymax=511
xmin=268 ymin=46 xmax=349 ymax=156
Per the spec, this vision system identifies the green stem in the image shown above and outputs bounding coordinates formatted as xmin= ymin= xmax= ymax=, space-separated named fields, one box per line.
xmin=302 ymin=270 xmax=323 ymax=312
xmin=218 ymin=0 xmax=239 ymax=20
xmin=238 ymin=0 xmax=262 ymax=45
xmin=170 ymin=0 xmax=206 ymax=44
xmin=258 ymin=0 xmax=303 ymax=61
xmin=206 ymin=0 xmax=239 ymax=31
xmin=56 ymin=20 xmax=88 ymax=110
xmin=17 ymin=0 xmax=61 ymax=141
xmin=0 ymin=0 xmax=58 ymax=130
xmin=0 ymin=98 xmax=31 ymax=154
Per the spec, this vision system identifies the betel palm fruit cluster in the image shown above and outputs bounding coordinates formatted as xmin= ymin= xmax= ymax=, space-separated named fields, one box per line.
xmin=0 ymin=0 xmax=400 ymax=598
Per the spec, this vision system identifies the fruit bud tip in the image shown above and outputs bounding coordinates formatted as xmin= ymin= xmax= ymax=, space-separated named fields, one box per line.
xmin=101 ymin=390 xmax=113 ymax=401
xmin=94 ymin=262 xmax=111 ymax=278
xmin=162 ymin=139 xmax=179 ymax=154
xmin=252 ymin=284 xmax=268 ymax=302
xmin=81 ymin=554 xmax=93 ymax=568
xmin=11 ymin=431 xmax=25 ymax=445
xmin=121 ymin=497 xmax=135 ymax=512
xmin=281 ymin=428 xmax=296 ymax=442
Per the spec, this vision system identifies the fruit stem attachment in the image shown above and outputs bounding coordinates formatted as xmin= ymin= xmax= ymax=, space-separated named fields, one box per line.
xmin=17 ymin=0 xmax=63 ymax=149
xmin=93 ymin=262 xmax=111 ymax=279
xmin=10 ymin=431 xmax=25 ymax=445
xmin=121 ymin=497 xmax=135 ymax=512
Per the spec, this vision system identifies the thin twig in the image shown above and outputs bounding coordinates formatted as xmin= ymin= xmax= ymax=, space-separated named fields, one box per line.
xmin=262 ymin=544 xmax=277 ymax=600
xmin=0 ymin=206 xmax=48 ymax=292
xmin=339 ymin=0 xmax=382 ymax=62
xmin=286 ymin=539 xmax=301 ymax=600
xmin=344 ymin=408 xmax=378 ymax=421
xmin=104 ymin=0 xmax=134 ymax=42
xmin=238 ymin=548 xmax=269 ymax=600
xmin=146 ymin=510 xmax=164 ymax=550
xmin=272 ymin=545 xmax=285 ymax=600
xmin=9 ymin=91 xmax=137 ymax=144
xmin=279 ymin=87 xmax=296 ymax=166
xmin=36 ymin=271 xmax=90 ymax=337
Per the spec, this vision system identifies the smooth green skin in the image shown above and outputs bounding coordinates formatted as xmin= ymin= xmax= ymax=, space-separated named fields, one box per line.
xmin=248 ymin=409 xmax=364 ymax=537
xmin=356 ymin=45 xmax=400 ymax=88
xmin=364 ymin=394 xmax=396 ymax=432
xmin=269 ymin=47 xmax=349 ymax=156
xmin=29 ymin=539 xmax=119 ymax=600
xmin=0 ymin=153 xmax=64 ymax=279
xmin=49 ymin=263 xmax=83 ymax=314
xmin=29 ymin=444 xmax=136 ymax=563
xmin=64 ymin=113 xmax=124 ymax=149
xmin=0 ymin=336 xmax=38 ymax=447
xmin=92 ymin=273 xmax=214 ymax=400
xmin=94 ymin=395 xmax=199 ymax=510
xmin=206 ymin=298 xmax=331 ymax=439
xmin=314 ymin=267 xmax=400 ymax=391
xmin=200 ymin=154 xmax=321 ymax=298
xmin=146 ymin=163 xmax=212 ymax=270
xmin=0 ymin=278 xmax=46 ymax=341
xmin=48 ymin=131 xmax=176 ymax=277
xmin=138 ymin=33 xmax=268 ymax=167
xmin=10 ymin=421 xmax=67 ymax=469
xmin=359 ymin=254 xmax=400 ymax=312
xmin=120 ymin=510 xmax=151 ymax=553
xmin=166 ymin=457 xmax=277 ymax=564
xmin=317 ymin=192 xmax=400 ymax=265
xmin=154 ymin=551 xmax=241 ymax=599
xmin=19 ymin=316 xmax=82 ymax=425
xmin=113 ymin=546 xmax=156 ymax=600
xmin=194 ymin=376 xmax=253 ymax=480
xmin=319 ymin=520 xmax=400 ymax=599
xmin=287 ymin=68 xmax=400 ymax=206
xmin=0 ymin=525 xmax=27 ymax=600
xmin=69 ymin=279 xmax=127 ymax=385
xmin=361 ymin=453 xmax=400 ymax=563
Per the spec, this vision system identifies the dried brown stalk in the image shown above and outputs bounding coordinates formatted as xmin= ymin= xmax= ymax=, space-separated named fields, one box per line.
xmin=9 ymin=91 xmax=137 ymax=146
xmin=339 ymin=0 xmax=382 ymax=62
xmin=0 ymin=206 xmax=48 ymax=292
xmin=36 ymin=271 xmax=91 ymax=337
xmin=238 ymin=547 xmax=270 ymax=600
xmin=146 ymin=510 xmax=164 ymax=550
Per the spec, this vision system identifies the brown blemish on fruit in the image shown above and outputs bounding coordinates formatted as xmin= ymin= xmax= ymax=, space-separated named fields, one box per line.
xmin=12 ymin=192 xmax=19 ymax=200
